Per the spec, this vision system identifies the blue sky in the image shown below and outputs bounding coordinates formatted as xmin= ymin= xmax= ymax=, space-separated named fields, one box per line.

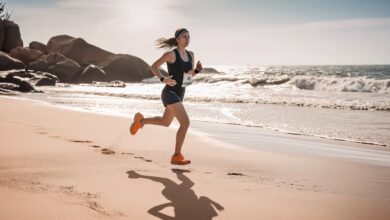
xmin=6 ymin=0 xmax=390 ymax=65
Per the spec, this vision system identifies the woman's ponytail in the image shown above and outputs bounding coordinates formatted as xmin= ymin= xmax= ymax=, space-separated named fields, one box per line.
xmin=155 ymin=37 xmax=177 ymax=49
xmin=155 ymin=28 xmax=189 ymax=49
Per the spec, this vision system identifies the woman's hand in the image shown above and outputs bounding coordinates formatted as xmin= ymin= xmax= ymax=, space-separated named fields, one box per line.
xmin=163 ymin=75 xmax=177 ymax=87
xmin=196 ymin=61 xmax=203 ymax=72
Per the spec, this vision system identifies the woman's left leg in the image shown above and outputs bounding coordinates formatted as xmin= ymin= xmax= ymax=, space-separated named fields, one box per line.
xmin=130 ymin=108 xmax=174 ymax=135
xmin=142 ymin=107 xmax=174 ymax=127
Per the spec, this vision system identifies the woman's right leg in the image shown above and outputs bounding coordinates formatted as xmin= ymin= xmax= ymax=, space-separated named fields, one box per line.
xmin=166 ymin=102 xmax=190 ymax=156
xmin=141 ymin=107 xmax=174 ymax=127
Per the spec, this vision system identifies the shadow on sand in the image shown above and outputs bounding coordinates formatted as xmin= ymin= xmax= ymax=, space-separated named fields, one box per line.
xmin=127 ymin=169 xmax=224 ymax=220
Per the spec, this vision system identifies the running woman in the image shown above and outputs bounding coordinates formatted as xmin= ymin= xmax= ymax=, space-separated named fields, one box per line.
xmin=130 ymin=28 xmax=202 ymax=165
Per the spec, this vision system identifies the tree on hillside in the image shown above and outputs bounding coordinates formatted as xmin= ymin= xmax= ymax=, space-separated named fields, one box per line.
xmin=0 ymin=2 xmax=12 ymax=20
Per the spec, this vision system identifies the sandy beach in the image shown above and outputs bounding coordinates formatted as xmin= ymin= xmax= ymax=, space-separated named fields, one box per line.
xmin=1 ymin=96 xmax=390 ymax=220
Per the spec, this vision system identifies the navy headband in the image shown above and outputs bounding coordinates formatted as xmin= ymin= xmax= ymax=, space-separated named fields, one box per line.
xmin=175 ymin=28 xmax=189 ymax=39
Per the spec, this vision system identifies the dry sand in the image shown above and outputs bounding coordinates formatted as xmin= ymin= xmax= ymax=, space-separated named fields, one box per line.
xmin=1 ymin=97 xmax=389 ymax=220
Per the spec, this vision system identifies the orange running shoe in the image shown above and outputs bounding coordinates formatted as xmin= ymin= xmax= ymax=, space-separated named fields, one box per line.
xmin=130 ymin=112 xmax=144 ymax=135
xmin=171 ymin=153 xmax=191 ymax=165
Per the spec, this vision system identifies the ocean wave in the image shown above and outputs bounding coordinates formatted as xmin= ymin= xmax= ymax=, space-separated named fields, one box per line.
xmin=142 ymin=70 xmax=389 ymax=93
xmin=262 ymin=65 xmax=390 ymax=79
xmin=291 ymin=76 xmax=390 ymax=93
xmin=46 ymin=89 xmax=390 ymax=111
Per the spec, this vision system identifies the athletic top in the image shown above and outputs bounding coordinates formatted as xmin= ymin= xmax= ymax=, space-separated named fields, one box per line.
xmin=164 ymin=48 xmax=193 ymax=97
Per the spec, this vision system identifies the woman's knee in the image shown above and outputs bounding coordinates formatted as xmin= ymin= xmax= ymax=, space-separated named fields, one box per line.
xmin=180 ymin=118 xmax=190 ymax=128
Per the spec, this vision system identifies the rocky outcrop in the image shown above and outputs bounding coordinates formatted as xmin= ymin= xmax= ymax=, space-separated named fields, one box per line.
xmin=28 ymin=53 xmax=66 ymax=71
xmin=28 ymin=52 xmax=81 ymax=82
xmin=39 ymin=72 xmax=59 ymax=84
xmin=29 ymin=52 xmax=67 ymax=71
xmin=78 ymin=64 xmax=108 ymax=83
xmin=1 ymin=70 xmax=58 ymax=87
xmin=29 ymin=41 xmax=47 ymax=54
xmin=25 ymin=35 xmax=154 ymax=83
xmin=1 ymin=20 xmax=23 ymax=52
xmin=101 ymin=54 xmax=153 ymax=82
xmin=47 ymin=58 xmax=81 ymax=82
xmin=28 ymin=71 xmax=58 ymax=86
xmin=3 ymin=74 xmax=35 ymax=92
xmin=47 ymin=35 xmax=113 ymax=67
xmin=46 ymin=35 xmax=73 ymax=52
xmin=0 ymin=51 xmax=25 ymax=70
xmin=35 ymin=75 xmax=57 ymax=86
xmin=2 ymin=25 xmax=156 ymax=84
xmin=10 ymin=47 xmax=43 ymax=65
xmin=1 ymin=10 xmax=160 ymax=85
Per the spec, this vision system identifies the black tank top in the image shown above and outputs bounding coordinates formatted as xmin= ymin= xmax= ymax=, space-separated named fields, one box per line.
xmin=164 ymin=48 xmax=193 ymax=96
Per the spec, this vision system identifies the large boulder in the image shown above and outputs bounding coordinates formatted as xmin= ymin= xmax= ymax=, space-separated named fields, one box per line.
xmin=47 ymin=35 xmax=113 ymax=67
xmin=28 ymin=52 xmax=81 ymax=82
xmin=47 ymin=58 xmax=81 ymax=82
xmin=18 ymin=80 xmax=35 ymax=92
xmin=35 ymin=75 xmax=57 ymax=86
xmin=10 ymin=47 xmax=44 ymax=65
xmin=29 ymin=41 xmax=47 ymax=54
xmin=0 ymin=51 xmax=25 ymax=70
xmin=46 ymin=35 xmax=74 ymax=52
xmin=78 ymin=64 xmax=108 ymax=83
xmin=28 ymin=52 xmax=67 ymax=72
xmin=2 ymin=20 xmax=23 ymax=52
xmin=101 ymin=54 xmax=153 ymax=82
xmin=27 ymin=71 xmax=58 ymax=86
xmin=28 ymin=59 xmax=48 ymax=72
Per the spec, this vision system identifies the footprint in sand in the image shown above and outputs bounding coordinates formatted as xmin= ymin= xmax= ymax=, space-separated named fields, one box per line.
xmin=90 ymin=145 xmax=101 ymax=148
xmin=134 ymin=156 xmax=153 ymax=163
xmin=37 ymin=131 xmax=48 ymax=135
xmin=101 ymin=148 xmax=115 ymax=155
xmin=68 ymin=139 xmax=93 ymax=143
xmin=33 ymin=131 xmax=123 ymax=158
xmin=32 ymin=131 xmax=140 ymax=160
xmin=121 ymin=152 xmax=134 ymax=155
xmin=227 ymin=172 xmax=245 ymax=176
xmin=33 ymin=127 xmax=48 ymax=135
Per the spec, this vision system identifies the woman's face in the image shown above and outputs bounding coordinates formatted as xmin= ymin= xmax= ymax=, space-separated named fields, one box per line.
xmin=177 ymin=32 xmax=190 ymax=48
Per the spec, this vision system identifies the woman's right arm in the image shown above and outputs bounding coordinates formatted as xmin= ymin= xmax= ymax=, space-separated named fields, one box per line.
xmin=150 ymin=51 xmax=176 ymax=86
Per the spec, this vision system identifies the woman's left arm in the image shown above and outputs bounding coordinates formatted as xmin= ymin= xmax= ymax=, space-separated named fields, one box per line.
xmin=189 ymin=51 xmax=196 ymax=77
xmin=189 ymin=51 xmax=203 ymax=77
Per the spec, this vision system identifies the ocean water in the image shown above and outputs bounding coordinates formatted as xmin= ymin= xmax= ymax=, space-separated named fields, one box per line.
xmin=18 ymin=65 xmax=390 ymax=147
